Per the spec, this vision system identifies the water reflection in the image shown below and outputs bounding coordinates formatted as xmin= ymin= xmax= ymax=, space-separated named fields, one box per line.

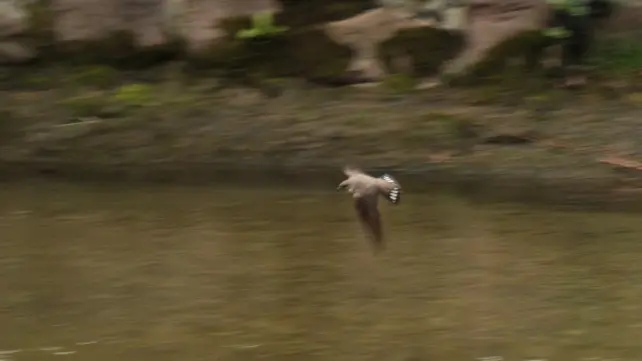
xmin=1 ymin=181 xmax=642 ymax=361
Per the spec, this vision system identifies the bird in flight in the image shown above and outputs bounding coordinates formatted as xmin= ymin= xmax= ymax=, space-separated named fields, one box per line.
xmin=337 ymin=166 xmax=401 ymax=252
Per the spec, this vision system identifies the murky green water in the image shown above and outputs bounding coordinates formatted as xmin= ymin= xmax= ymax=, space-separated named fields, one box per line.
xmin=1 ymin=180 xmax=642 ymax=361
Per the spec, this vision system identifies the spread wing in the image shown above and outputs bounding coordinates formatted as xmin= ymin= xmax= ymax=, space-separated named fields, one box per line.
xmin=378 ymin=174 xmax=401 ymax=204
xmin=354 ymin=197 xmax=383 ymax=252
xmin=343 ymin=165 xmax=364 ymax=177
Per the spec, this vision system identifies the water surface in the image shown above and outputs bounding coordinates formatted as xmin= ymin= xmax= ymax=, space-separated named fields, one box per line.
xmin=1 ymin=181 xmax=641 ymax=361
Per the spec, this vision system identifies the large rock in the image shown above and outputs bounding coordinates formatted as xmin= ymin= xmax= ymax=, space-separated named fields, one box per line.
xmin=323 ymin=7 xmax=438 ymax=80
xmin=601 ymin=2 xmax=642 ymax=33
xmin=0 ymin=0 xmax=35 ymax=64
xmin=51 ymin=0 xmax=280 ymax=51
xmin=0 ymin=0 xmax=28 ymax=36
xmin=319 ymin=0 xmax=550 ymax=81
xmin=441 ymin=0 xmax=549 ymax=76
xmin=0 ymin=42 xmax=36 ymax=64
xmin=3 ymin=0 xmax=631 ymax=80
xmin=52 ymin=0 xmax=168 ymax=46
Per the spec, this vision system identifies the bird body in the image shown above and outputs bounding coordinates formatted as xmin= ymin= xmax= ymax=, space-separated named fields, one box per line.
xmin=337 ymin=166 xmax=401 ymax=251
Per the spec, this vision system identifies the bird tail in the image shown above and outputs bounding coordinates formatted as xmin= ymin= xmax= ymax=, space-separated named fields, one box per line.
xmin=380 ymin=174 xmax=401 ymax=204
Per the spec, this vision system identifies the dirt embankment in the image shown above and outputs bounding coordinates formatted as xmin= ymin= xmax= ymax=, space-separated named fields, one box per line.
xmin=2 ymin=65 xmax=642 ymax=201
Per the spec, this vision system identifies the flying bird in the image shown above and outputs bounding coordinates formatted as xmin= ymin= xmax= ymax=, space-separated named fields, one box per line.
xmin=337 ymin=166 xmax=401 ymax=251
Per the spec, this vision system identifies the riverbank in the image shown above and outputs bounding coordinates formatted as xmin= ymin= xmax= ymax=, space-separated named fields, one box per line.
xmin=2 ymin=65 xmax=642 ymax=202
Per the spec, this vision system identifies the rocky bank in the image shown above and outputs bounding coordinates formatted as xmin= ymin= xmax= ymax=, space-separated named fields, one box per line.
xmin=1 ymin=0 xmax=642 ymax=199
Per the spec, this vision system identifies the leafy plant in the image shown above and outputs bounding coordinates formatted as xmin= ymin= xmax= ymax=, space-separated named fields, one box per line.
xmin=236 ymin=11 xmax=289 ymax=40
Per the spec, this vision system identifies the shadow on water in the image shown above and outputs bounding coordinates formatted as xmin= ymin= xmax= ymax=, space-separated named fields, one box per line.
xmin=1 ymin=180 xmax=642 ymax=361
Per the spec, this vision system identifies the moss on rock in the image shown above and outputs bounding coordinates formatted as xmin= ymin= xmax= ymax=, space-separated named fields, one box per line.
xmin=187 ymin=16 xmax=351 ymax=82
xmin=453 ymin=30 xmax=547 ymax=84
xmin=24 ymin=0 xmax=55 ymax=62
xmin=284 ymin=28 xmax=352 ymax=79
xmin=186 ymin=16 xmax=259 ymax=74
xmin=379 ymin=27 xmax=465 ymax=77
xmin=18 ymin=0 xmax=549 ymax=85
xmin=53 ymin=30 xmax=184 ymax=69
xmin=59 ymin=92 xmax=109 ymax=118
xmin=24 ymin=0 xmax=183 ymax=69
xmin=69 ymin=65 xmax=121 ymax=89
xmin=381 ymin=73 xmax=417 ymax=94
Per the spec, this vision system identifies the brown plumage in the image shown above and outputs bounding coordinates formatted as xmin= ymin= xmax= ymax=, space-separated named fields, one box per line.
xmin=337 ymin=166 xmax=401 ymax=251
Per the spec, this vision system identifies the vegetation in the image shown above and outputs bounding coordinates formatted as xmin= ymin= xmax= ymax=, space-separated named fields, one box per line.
xmin=590 ymin=33 xmax=642 ymax=76
xmin=381 ymin=74 xmax=417 ymax=94
xmin=59 ymin=92 xmax=108 ymax=118
xmin=111 ymin=84 xmax=155 ymax=108
xmin=236 ymin=12 xmax=289 ymax=40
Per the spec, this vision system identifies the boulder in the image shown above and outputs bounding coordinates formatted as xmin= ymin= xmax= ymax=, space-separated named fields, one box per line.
xmin=52 ymin=0 xmax=167 ymax=46
xmin=441 ymin=0 xmax=549 ymax=77
xmin=49 ymin=0 xmax=280 ymax=58
xmin=601 ymin=3 xmax=642 ymax=34
xmin=0 ymin=0 xmax=35 ymax=64
xmin=378 ymin=25 xmax=464 ymax=78
xmin=0 ymin=42 xmax=36 ymax=64
xmin=323 ymin=7 xmax=447 ymax=80
xmin=0 ymin=0 xmax=28 ymax=36
xmin=3 ymin=0 xmax=630 ymax=82
xmin=317 ymin=0 xmax=551 ymax=81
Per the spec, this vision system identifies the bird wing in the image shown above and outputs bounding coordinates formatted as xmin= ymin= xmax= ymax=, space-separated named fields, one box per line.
xmin=343 ymin=165 xmax=364 ymax=177
xmin=354 ymin=196 xmax=383 ymax=251
xmin=378 ymin=174 xmax=401 ymax=204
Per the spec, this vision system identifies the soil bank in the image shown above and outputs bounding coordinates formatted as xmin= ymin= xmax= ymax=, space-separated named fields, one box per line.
xmin=2 ymin=69 xmax=642 ymax=205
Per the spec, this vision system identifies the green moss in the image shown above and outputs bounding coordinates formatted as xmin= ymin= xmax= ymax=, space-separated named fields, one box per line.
xmin=112 ymin=84 xmax=155 ymax=107
xmin=60 ymin=93 xmax=109 ymax=118
xmin=23 ymin=74 xmax=51 ymax=89
xmin=59 ymin=84 xmax=155 ymax=119
xmin=379 ymin=27 xmax=464 ymax=77
xmin=381 ymin=74 xmax=416 ymax=94
xmin=186 ymin=16 xmax=255 ymax=72
xmin=70 ymin=65 xmax=121 ymax=88
xmin=219 ymin=16 xmax=254 ymax=39
xmin=391 ymin=111 xmax=477 ymax=150
xmin=53 ymin=32 xmax=130 ymax=66
xmin=55 ymin=30 xmax=184 ymax=69
xmin=285 ymin=28 xmax=351 ymax=79
xmin=236 ymin=11 xmax=289 ymax=39
xmin=188 ymin=22 xmax=350 ymax=81
xmin=625 ymin=92 xmax=642 ymax=106
xmin=590 ymin=35 xmax=642 ymax=76
xmin=25 ymin=0 xmax=55 ymax=61
xmin=455 ymin=30 xmax=546 ymax=84
xmin=442 ymin=115 xmax=478 ymax=140
xmin=0 ymin=110 xmax=21 ymax=140
xmin=194 ymin=13 xmax=350 ymax=79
